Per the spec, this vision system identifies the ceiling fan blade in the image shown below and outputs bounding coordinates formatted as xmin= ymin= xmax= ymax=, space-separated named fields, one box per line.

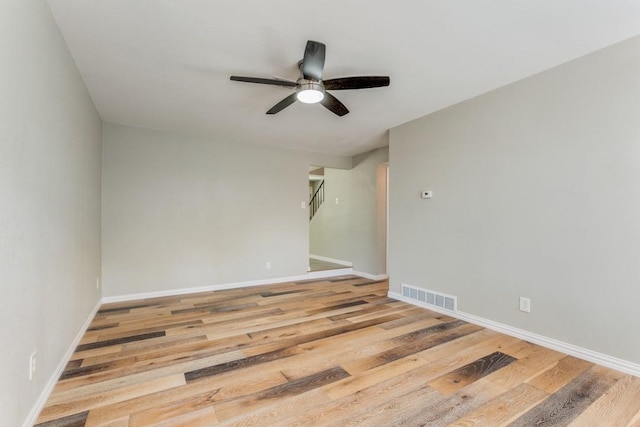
xmin=323 ymin=76 xmax=390 ymax=90
xmin=302 ymin=40 xmax=325 ymax=81
xmin=266 ymin=93 xmax=298 ymax=114
xmin=320 ymin=92 xmax=349 ymax=117
xmin=273 ymin=75 xmax=297 ymax=83
xmin=230 ymin=76 xmax=297 ymax=88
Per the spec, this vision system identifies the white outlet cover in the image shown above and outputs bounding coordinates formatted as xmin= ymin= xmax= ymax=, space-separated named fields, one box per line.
xmin=519 ymin=297 xmax=531 ymax=313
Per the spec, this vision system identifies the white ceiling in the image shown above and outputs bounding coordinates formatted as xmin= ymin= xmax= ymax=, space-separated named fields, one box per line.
xmin=47 ymin=0 xmax=640 ymax=156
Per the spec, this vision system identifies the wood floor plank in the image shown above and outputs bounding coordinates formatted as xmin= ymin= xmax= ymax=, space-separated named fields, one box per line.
xmin=231 ymin=318 xmax=413 ymax=386
xmin=279 ymin=316 xmax=452 ymax=381
xmin=341 ymin=321 xmax=483 ymax=375
xmin=200 ymin=306 xmax=397 ymax=343
xmin=322 ymin=333 xmax=517 ymax=404
xmin=37 ymin=374 xmax=185 ymax=423
xmin=80 ymin=333 xmax=249 ymax=369
xmin=447 ymin=383 xmax=548 ymax=427
xmin=83 ymin=370 xmax=288 ymax=425
xmin=217 ymin=389 xmax=332 ymax=426
xmin=486 ymin=343 xmax=567 ymax=390
xmin=92 ymin=319 xmax=203 ymax=343
xmin=212 ymin=366 xmax=350 ymax=421
xmin=527 ymin=355 xmax=593 ymax=394
xmin=68 ymin=344 xmax=125 ymax=362
xmin=323 ymin=354 xmax=432 ymax=400
xmin=567 ymin=375 xmax=640 ymax=427
xmin=417 ymin=329 xmax=514 ymax=363
xmin=184 ymin=345 xmax=303 ymax=382
xmin=328 ymin=383 xmax=443 ymax=427
xmin=128 ymin=401 xmax=218 ymax=426
xmin=75 ymin=335 xmax=208 ymax=369
xmin=628 ymin=411 xmax=640 ymax=427
xmin=408 ymin=377 xmax=500 ymax=426
xmin=85 ymin=413 xmax=130 ymax=427
xmin=49 ymin=349 xmax=244 ymax=398
xmin=34 ymin=410 xmax=89 ymax=427
xmin=239 ymin=313 xmax=404 ymax=359
xmin=270 ymin=354 xmax=454 ymax=426
xmin=429 ymin=351 xmax=517 ymax=395
xmin=374 ymin=308 xmax=445 ymax=329
xmin=35 ymin=277 xmax=640 ymax=426
xmin=508 ymin=365 xmax=622 ymax=426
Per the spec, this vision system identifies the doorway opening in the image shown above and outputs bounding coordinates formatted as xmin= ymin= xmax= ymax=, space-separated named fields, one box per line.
xmin=307 ymin=166 xmax=352 ymax=272
xmin=307 ymin=162 xmax=388 ymax=276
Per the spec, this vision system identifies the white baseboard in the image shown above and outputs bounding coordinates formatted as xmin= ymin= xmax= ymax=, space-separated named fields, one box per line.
xmin=102 ymin=269 xmax=354 ymax=304
xmin=309 ymin=254 xmax=353 ymax=267
xmin=353 ymin=271 xmax=388 ymax=281
xmin=389 ymin=290 xmax=640 ymax=378
xmin=23 ymin=299 xmax=102 ymax=427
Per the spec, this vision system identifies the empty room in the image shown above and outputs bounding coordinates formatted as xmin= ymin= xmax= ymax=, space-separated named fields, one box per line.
xmin=3 ymin=1 xmax=640 ymax=426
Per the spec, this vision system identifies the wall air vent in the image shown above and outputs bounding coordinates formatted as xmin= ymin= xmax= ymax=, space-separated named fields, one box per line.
xmin=401 ymin=283 xmax=457 ymax=312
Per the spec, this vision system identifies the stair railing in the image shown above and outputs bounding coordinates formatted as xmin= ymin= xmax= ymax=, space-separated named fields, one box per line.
xmin=309 ymin=180 xmax=325 ymax=220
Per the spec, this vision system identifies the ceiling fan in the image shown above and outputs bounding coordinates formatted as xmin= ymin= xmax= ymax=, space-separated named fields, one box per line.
xmin=230 ymin=40 xmax=390 ymax=117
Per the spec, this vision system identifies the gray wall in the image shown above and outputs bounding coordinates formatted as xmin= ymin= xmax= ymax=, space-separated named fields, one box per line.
xmin=0 ymin=1 xmax=102 ymax=425
xmin=102 ymin=123 xmax=352 ymax=297
xmin=310 ymin=147 xmax=389 ymax=275
xmin=389 ymin=35 xmax=640 ymax=364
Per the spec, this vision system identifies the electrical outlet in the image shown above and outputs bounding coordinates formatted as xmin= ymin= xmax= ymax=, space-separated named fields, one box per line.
xmin=519 ymin=297 xmax=531 ymax=313
xmin=29 ymin=351 xmax=37 ymax=380
xmin=266 ymin=261 xmax=271 ymax=270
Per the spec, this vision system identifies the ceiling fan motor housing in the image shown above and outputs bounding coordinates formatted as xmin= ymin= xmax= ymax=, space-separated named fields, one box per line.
xmin=296 ymin=79 xmax=325 ymax=103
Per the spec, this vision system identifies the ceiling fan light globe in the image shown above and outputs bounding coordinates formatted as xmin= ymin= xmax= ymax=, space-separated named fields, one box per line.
xmin=297 ymin=88 xmax=324 ymax=104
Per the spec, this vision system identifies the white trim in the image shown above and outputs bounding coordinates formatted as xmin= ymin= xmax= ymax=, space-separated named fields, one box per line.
xmin=23 ymin=299 xmax=102 ymax=427
xmin=385 ymin=164 xmax=389 ymax=275
xmin=389 ymin=290 xmax=640 ymax=378
xmin=102 ymin=269 xmax=354 ymax=304
xmin=309 ymin=254 xmax=353 ymax=267
xmin=353 ymin=271 xmax=389 ymax=281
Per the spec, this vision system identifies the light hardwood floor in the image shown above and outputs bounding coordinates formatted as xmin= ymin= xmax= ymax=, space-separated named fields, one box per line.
xmin=308 ymin=258 xmax=348 ymax=272
xmin=36 ymin=276 xmax=640 ymax=426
